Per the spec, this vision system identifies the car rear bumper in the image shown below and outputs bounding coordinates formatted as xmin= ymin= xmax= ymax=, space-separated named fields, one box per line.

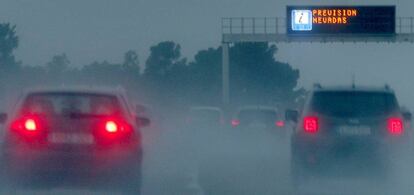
xmin=291 ymin=134 xmax=403 ymax=168
xmin=2 ymin=145 xmax=142 ymax=175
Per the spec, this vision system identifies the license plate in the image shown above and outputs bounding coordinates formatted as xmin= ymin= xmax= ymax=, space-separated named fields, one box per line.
xmin=48 ymin=133 xmax=95 ymax=144
xmin=337 ymin=126 xmax=371 ymax=136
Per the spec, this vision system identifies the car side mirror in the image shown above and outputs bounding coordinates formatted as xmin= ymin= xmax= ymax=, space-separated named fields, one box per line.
xmin=285 ymin=109 xmax=299 ymax=123
xmin=403 ymin=111 xmax=412 ymax=121
xmin=137 ymin=117 xmax=150 ymax=127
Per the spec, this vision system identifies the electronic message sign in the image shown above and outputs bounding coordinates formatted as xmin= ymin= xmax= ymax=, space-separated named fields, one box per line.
xmin=287 ymin=6 xmax=395 ymax=35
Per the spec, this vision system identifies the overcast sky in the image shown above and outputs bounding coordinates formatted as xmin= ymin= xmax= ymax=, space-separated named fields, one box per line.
xmin=1 ymin=0 xmax=414 ymax=107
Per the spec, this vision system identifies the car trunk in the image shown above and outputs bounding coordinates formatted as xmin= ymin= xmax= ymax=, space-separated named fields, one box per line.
xmin=46 ymin=115 xmax=99 ymax=149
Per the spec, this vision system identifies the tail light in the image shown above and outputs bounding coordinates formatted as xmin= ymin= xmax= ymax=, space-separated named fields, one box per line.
xmin=105 ymin=120 xmax=118 ymax=133
xmin=10 ymin=116 xmax=44 ymax=132
xmin=303 ymin=116 xmax=318 ymax=133
xmin=101 ymin=118 xmax=132 ymax=135
xmin=96 ymin=118 xmax=135 ymax=144
xmin=24 ymin=119 xmax=37 ymax=131
xmin=387 ymin=117 xmax=403 ymax=136
xmin=275 ymin=120 xmax=285 ymax=127
xmin=231 ymin=119 xmax=240 ymax=127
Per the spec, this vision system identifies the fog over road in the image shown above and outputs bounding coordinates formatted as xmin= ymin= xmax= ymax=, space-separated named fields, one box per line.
xmin=1 ymin=119 xmax=414 ymax=195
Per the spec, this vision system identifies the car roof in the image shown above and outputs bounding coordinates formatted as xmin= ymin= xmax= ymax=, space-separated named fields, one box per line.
xmin=23 ymin=86 xmax=126 ymax=97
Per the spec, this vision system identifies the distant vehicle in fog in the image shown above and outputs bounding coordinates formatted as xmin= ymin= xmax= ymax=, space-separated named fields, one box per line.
xmin=286 ymin=84 xmax=412 ymax=189
xmin=231 ymin=106 xmax=286 ymax=136
xmin=187 ymin=106 xmax=224 ymax=128
xmin=0 ymin=87 xmax=150 ymax=194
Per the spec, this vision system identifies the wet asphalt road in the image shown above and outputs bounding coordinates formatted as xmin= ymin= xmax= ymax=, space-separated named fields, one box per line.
xmin=4 ymin=125 xmax=414 ymax=195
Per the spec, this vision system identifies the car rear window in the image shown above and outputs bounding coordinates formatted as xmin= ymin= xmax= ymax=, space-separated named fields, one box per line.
xmin=238 ymin=109 xmax=277 ymax=123
xmin=21 ymin=92 xmax=122 ymax=116
xmin=311 ymin=91 xmax=398 ymax=117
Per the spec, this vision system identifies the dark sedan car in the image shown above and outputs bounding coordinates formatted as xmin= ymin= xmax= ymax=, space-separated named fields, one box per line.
xmin=0 ymin=88 xmax=149 ymax=194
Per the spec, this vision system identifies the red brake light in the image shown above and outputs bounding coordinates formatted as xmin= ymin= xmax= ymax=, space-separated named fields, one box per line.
xmin=387 ymin=117 xmax=403 ymax=135
xmin=105 ymin=121 xmax=118 ymax=133
xmin=24 ymin=119 xmax=37 ymax=131
xmin=275 ymin=120 xmax=285 ymax=127
xmin=11 ymin=117 xmax=42 ymax=132
xmin=303 ymin=116 xmax=318 ymax=133
xmin=101 ymin=118 xmax=131 ymax=134
xmin=231 ymin=119 xmax=240 ymax=127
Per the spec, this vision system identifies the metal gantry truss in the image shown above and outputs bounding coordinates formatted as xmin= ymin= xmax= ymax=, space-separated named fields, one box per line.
xmin=222 ymin=17 xmax=414 ymax=43
xmin=221 ymin=17 xmax=414 ymax=104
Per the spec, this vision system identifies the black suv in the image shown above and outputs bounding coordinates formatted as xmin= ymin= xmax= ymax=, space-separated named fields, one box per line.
xmin=286 ymin=85 xmax=412 ymax=187
xmin=0 ymin=88 xmax=149 ymax=194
